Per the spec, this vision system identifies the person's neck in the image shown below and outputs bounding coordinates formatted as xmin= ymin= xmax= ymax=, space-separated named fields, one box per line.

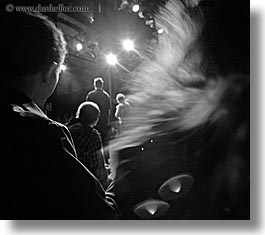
xmin=15 ymin=86 xmax=45 ymax=109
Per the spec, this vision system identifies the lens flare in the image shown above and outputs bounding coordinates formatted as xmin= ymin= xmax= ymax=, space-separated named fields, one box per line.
xmin=122 ymin=39 xmax=134 ymax=51
xmin=106 ymin=53 xmax=118 ymax=65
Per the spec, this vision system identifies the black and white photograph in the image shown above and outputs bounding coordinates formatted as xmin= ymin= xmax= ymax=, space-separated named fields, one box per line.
xmin=0 ymin=0 xmax=260 ymax=233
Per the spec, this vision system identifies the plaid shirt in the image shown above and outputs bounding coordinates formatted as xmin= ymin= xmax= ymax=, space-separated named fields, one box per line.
xmin=69 ymin=123 xmax=108 ymax=187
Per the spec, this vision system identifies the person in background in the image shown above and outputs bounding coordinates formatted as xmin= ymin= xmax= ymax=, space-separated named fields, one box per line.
xmin=86 ymin=77 xmax=111 ymax=161
xmin=115 ymin=93 xmax=131 ymax=133
xmin=68 ymin=101 xmax=111 ymax=189
xmin=1 ymin=12 xmax=117 ymax=219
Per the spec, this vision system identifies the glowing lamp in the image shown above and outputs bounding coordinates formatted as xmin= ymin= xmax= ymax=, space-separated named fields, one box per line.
xmin=132 ymin=4 xmax=140 ymax=12
xmin=122 ymin=39 xmax=134 ymax=51
xmin=75 ymin=42 xmax=83 ymax=51
xmin=106 ymin=53 xmax=118 ymax=65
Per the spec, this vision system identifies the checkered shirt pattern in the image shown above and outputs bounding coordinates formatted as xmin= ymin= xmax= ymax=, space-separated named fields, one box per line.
xmin=69 ymin=123 xmax=108 ymax=187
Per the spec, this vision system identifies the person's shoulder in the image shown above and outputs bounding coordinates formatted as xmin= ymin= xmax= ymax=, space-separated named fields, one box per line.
xmin=88 ymin=90 xmax=96 ymax=95
xmin=102 ymin=90 xmax=110 ymax=98
xmin=91 ymin=127 xmax=101 ymax=138
xmin=69 ymin=123 xmax=83 ymax=134
xmin=9 ymin=103 xmax=72 ymax=143
xmin=91 ymin=127 xmax=99 ymax=135
xmin=86 ymin=90 xmax=96 ymax=99
xmin=45 ymin=119 xmax=73 ymax=140
xmin=9 ymin=102 xmax=54 ymax=130
xmin=68 ymin=122 xmax=82 ymax=131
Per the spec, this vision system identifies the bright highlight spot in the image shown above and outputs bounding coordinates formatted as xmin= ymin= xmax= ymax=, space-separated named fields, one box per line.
xmin=106 ymin=53 xmax=118 ymax=65
xmin=169 ymin=180 xmax=181 ymax=193
xmin=145 ymin=203 xmax=158 ymax=215
xmin=138 ymin=10 xmax=144 ymax=18
xmin=76 ymin=42 xmax=83 ymax=51
xmin=132 ymin=4 xmax=140 ymax=12
xmin=60 ymin=64 xmax=67 ymax=71
xmin=122 ymin=39 xmax=134 ymax=51
xmin=157 ymin=28 xmax=164 ymax=34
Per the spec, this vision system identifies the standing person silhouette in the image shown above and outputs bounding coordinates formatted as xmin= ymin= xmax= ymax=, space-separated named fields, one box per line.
xmin=86 ymin=77 xmax=111 ymax=160
xmin=115 ymin=93 xmax=131 ymax=133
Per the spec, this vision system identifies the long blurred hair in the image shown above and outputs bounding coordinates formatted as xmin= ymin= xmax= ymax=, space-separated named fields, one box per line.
xmin=110 ymin=0 xmax=249 ymax=158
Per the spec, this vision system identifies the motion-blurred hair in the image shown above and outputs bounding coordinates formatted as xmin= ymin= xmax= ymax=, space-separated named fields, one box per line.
xmin=110 ymin=0 xmax=249 ymax=154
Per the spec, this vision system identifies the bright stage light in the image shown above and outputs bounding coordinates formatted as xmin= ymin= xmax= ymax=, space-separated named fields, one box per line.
xmin=76 ymin=42 xmax=83 ymax=51
xmin=132 ymin=4 xmax=140 ymax=12
xmin=122 ymin=39 xmax=134 ymax=51
xmin=157 ymin=28 xmax=164 ymax=34
xmin=60 ymin=64 xmax=67 ymax=71
xmin=106 ymin=53 xmax=118 ymax=65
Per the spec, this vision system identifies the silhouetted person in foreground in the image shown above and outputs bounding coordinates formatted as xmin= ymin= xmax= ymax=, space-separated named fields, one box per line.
xmin=1 ymin=12 xmax=117 ymax=219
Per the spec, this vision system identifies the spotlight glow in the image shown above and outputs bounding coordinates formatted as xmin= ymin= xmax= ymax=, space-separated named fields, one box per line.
xmin=132 ymin=4 xmax=140 ymax=12
xmin=106 ymin=53 xmax=118 ymax=65
xmin=122 ymin=39 xmax=134 ymax=51
xmin=76 ymin=42 xmax=83 ymax=51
